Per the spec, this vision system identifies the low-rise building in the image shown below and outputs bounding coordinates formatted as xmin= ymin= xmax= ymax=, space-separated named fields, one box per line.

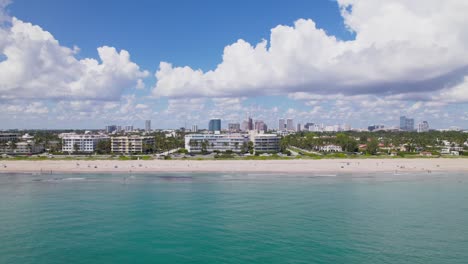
xmin=320 ymin=145 xmax=343 ymax=152
xmin=0 ymin=133 xmax=19 ymax=142
xmin=0 ymin=141 xmax=44 ymax=154
xmin=185 ymin=134 xmax=248 ymax=153
xmin=62 ymin=134 xmax=109 ymax=153
xmin=111 ymin=136 xmax=155 ymax=154
xmin=250 ymin=133 xmax=280 ymax=153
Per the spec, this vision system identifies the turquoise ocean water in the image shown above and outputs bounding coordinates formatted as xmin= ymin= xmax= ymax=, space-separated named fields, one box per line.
xmin=0 ymin=172 xmax=467 ymax=263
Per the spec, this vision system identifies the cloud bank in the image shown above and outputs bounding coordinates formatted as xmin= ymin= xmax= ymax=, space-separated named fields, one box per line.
xmin=0 ymin=15 xmax=148 ymax=101
xmin=152 ymin=0 xmax=468 ymax=103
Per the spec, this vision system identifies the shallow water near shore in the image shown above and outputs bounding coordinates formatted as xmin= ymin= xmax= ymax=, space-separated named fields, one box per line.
xmin=1 ymin=172 xmax=468 ymax=263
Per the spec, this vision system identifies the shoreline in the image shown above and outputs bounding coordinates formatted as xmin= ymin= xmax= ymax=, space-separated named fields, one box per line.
xmin=0 ymin=159 xmax=467 ymax=174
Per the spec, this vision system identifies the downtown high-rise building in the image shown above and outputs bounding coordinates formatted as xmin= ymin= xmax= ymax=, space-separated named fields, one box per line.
xmin=286 ymin=118 xmax=294 ymax=131
xmin=208 ymin=119 xmax=222 ymax=132
xmin=228 ymin=123 xmax=241 ymax=132
xmin=248 ymin=117 xmax=253 ymax=131
xmin=145 ymin=120 xmax=151 ymax=132
xmin=192 ymin=125 xmax=198 ymax=133
xmin=254 ymin=120 xmax=267 ymax=133
xmin=278 ymin=119 xmax=285 ymax=131
xmin=304 ymin=123 xmax=314 ymax=131
xmin=400 ymin=116 xmax=415 ymax=131
xmin=105 ymin=125 xmax=117 ymax=133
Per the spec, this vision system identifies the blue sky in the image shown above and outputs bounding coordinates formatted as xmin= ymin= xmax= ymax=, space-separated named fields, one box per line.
xmin=1 ymin=0 xmax=467 ymax=129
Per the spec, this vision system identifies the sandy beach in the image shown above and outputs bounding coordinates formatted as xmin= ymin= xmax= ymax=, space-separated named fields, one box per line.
xmin=0 ymin=158 xmax=467 ymax=174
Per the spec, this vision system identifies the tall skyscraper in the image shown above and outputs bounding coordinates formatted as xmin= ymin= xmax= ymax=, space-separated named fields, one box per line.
xmin=286 ymin=118 xmax=294 ymax=131
xmin=192 ymin=125 xmax=198 ymax=133
xmin=145 ymin=120 xmax=151 ymax=132
xmin=297 ymin=123 xmax=302 ymax=132
xmin=400 ymin=116 xmax=415 ymax=131
xmin=208 ymin=119 xmax=221 ymax=132
xmin=248 ymin=117 xmax=253 ymax=131
xmin=278 ymin=119 xmax=285 ymax=131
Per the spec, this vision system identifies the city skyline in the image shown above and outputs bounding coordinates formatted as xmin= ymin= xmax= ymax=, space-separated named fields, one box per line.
xmin=1 ymin=0 xmax=468 ymax=129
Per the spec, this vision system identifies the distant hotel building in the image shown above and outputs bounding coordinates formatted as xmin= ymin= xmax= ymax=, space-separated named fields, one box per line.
xmin=191 ymin=125 xmax=198 ymax=133
xmin=208 ymin=119 xmax=221 ymax=132
xmin=185 ymin=134 xmax=247 ymax=153
xmin=111 ymin=135 xmax=155 ymax=154
xmin=400 ymin=116 xmax=415 ymax=131
xmin=62 ymin=133 xmax=109 ymax=153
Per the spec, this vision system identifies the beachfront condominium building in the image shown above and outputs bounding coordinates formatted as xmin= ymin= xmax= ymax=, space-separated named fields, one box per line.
xmin=0 ymin=133 xmax=19 ymax=142
xmin=185 ymin=134 xmax=248 ymax=153
xmin=0 ymin=141 xmax=44 ymax=155
xmin=286 ymin=118 xmax=294 ymax=131
xmin=208 ymin=119 xmax=222 ymax=132
xmin=111 ymin=136 xmax=155 ymax=154
xmin=62 ymin=134 xmax=109 ymax=153
xmin=417 ymin=121 xmax=430 ymax=133
xmin=228 ymin=123 xmax=241 ymax=132
xmin=145 ymin=120 xmax=151 ymax=132
xmin=400 ymin=116 xmax=414 ymax=131
xmin=250 ymin=133 xmax=280 ymax=153
xmin=278 ymin=119 xmax=285 ymax=131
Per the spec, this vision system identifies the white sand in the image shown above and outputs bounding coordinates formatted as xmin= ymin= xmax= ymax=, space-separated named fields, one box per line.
xmin=0 ymin=159 xmax=467 ymax=174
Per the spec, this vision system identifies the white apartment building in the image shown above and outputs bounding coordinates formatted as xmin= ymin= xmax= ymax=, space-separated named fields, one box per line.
xmin=111 ymin=136 xmax=155 ymax=154
xmin=319 ymin=145 xmax=343 ymax=152
xmin=0 ymin=133 xmax=19 ymax=142
xmin=62 ymin=134 xmax=109 ymax=153
xmin=185 ymin=134 xmax=248 ymax=153
xmin=250 ymin=133 xmax=281 ymax=153
xmin=0 ymin=141 xmax=44 ymax=154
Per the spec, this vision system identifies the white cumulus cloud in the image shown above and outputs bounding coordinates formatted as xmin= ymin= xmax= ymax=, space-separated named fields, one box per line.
xmin=152 ymin=0 xmax=468 ymax=103
xmin=0 ymin=17 xmax=148 ymax=101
